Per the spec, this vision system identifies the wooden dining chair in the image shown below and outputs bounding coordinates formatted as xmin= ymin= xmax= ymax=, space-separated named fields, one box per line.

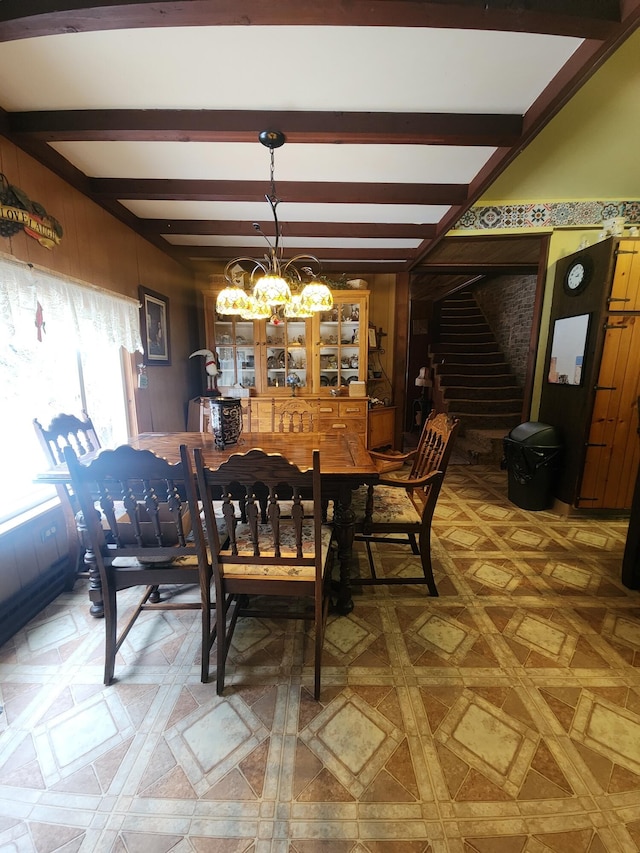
xmin=64 ymin=443 xmax=215 ymax=685
xmin=33 ymin=410 xmax=102 ymax=587
xmin=352 ymin=412 xmax=460 ymax=595
xmin=194 ymin=447 xmax=334 ymax=699
xmin=273 ymin=398 xmax=317 ymax=432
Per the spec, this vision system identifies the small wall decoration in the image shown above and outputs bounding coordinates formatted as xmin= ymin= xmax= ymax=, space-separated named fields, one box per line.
xmin=139 ymin=286 xmax=171 ymax=365
xmin=0 ymin=173 xmax=63 ymax=248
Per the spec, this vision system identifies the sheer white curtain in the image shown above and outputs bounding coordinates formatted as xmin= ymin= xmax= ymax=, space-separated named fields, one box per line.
xmin=0 ymin=255 xmax=143 ymax=523
xmin=0 ymin=256 xmax=141 ymax=352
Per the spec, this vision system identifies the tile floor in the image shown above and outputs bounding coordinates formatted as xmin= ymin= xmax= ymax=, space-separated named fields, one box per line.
xmin=1 ymin=464 xmax=640 ymax=852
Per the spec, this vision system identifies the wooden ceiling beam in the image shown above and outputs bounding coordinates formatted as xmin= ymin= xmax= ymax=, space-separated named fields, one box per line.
xmin=9 ymin=110 xmax=522 ymax=147
xmin=142 ymin=220 xmax=436 ymax=239
xmin=89 ymin=178 xmax=469 ymax=205
xmin=412 ymin=262 xmax=539 ymax=274
xmin=172 ymin=246 xmax=411 ymax=261
xmin=0 ymin=1 xmax=621 ymax=42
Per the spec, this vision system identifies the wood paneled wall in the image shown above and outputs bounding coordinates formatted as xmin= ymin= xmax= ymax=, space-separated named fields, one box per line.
xmin=0 ymin=136 xmax=199 ymax=434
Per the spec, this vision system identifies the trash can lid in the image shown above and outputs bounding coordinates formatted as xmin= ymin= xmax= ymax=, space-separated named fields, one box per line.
xmin=508 ymin=421 xmax=561 ymax=446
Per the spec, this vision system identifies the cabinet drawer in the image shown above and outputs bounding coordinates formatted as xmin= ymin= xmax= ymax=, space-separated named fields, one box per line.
xmin=338 ymin=400 xmax=367 ymax=418
xmin=319 ymin=417 xmax=366 ymax=437
xmin=317 ymin=401 xmax=339 ymax=417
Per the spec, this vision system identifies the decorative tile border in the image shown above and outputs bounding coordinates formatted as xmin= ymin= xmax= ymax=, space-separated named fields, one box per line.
xmin=456 ymin=200 xmax=640 ymax=230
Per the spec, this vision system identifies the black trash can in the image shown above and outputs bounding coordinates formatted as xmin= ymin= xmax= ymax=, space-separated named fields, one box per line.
xmin=503 ymin=422 xmax=562 ymax=510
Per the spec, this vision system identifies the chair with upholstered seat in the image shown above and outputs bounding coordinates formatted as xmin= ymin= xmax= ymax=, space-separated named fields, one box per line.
xmin=352 ymin=412 xmax=459 ymax=595
xmin=33 ymin=411 xmax=101 ymax=588
xmin=65 ymin=443 xmax=214 ymax=685
xmin=194 ymin=447 xmax=334 ymax=699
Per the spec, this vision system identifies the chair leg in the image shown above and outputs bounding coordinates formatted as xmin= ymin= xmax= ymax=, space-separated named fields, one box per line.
xmin=314 ymin=628 xmax=322 ymax=700
xmin=216 ymin=592 xmax=239 ymax=695
xmin=314 ymin=565 xmax=333 ymax=699
xmin=419 ymin=529 xmax=438 ymax=597
xmin=216 ymin=601 xmax=227 ymax=695
xmin=364 ymin=539 xmax=378 ymax=579
xmin=201 ymin=583 xmax=212 ymax=684
xmin=103 ymin=573 xmax=118 ymax=685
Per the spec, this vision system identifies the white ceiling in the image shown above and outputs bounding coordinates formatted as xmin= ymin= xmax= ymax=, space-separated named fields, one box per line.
xmin=1 ymin=3 xmax=639 ymax=274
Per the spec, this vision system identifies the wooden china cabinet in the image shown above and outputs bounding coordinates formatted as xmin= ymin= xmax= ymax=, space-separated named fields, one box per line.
xmin=198 ymin=289 xmax=381 ymax=445
xmin=203 ymin=289 xmax=369 ymax=394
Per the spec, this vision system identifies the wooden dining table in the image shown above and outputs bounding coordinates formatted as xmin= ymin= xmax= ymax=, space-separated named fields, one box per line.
xmin=37 ymin=430 xmax=379 ymax=618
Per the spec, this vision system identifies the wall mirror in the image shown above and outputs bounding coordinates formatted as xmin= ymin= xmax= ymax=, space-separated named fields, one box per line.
xmin=548 ymin=313 xmax=590 ymax=385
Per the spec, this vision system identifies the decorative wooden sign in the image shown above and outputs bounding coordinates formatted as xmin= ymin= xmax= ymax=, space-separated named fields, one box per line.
xmin=0 ymin=173 xmax=63 ymax=248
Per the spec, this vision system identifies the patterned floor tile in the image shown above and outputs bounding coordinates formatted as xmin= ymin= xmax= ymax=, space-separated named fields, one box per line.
xmin=1 ymin=464 xmax=640 ymax=852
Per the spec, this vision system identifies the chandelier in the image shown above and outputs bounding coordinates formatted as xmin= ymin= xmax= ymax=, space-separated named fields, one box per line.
xmin=216 ymin=130 xmax=333 ymax=319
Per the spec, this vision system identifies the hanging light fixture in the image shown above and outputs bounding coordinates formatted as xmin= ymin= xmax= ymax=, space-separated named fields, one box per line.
xmin=216 ymin=130 xmax=333 ymax=318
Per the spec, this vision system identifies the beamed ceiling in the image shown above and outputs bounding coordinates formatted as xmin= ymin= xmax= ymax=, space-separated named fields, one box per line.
xmin=1 ymin=2 xmax=639 ymax=297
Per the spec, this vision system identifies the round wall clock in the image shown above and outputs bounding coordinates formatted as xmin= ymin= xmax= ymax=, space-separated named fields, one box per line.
xmin=563 ymin=254 xmax=593 ymax=295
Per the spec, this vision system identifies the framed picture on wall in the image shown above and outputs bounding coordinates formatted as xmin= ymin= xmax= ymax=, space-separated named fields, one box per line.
xmin=547 ymin=313 xmax=589 ymax=386
xmin=139 ymin=286 xmax=171 ymax=365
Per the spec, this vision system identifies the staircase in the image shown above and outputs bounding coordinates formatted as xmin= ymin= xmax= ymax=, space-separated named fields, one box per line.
xmin=429 ymin=290 xmax=523 ymax=463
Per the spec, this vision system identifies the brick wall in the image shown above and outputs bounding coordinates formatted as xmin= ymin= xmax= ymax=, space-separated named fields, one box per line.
xmin=473 ymin=274 xmax=537 ymax=386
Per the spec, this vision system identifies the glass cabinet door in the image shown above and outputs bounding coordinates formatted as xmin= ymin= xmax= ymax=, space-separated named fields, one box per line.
xmin=317 ymin=296 xmax=366 ymax=389
xmin=264 ymin=309 xmax=309 ymax=391
xmin=212 ymin=313 xmax=256 ymax=390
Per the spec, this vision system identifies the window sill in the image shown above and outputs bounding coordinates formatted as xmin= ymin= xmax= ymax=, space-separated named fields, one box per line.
xmin=0 ymin=497 xmax=62 ymax=537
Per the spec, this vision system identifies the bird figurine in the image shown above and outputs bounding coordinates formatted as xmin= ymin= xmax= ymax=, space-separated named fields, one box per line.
xmin=190 ymin=348 xmax=220 ymax=396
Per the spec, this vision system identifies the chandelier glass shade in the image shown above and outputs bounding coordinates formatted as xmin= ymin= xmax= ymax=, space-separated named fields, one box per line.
xmin=238 ymin=295 xmax=271 ymax=320
xmin=299 ymin=282 xmax=335 ymax=313
xmin=216 ymin=131 xmax=333 ymax=320
xmin=284 ymin=294 xmax=314 ymax=319
xmin=215 ymin=284 xmax=250 ymax=316
xmin=253 ymin=273 xmax=291 ymax=306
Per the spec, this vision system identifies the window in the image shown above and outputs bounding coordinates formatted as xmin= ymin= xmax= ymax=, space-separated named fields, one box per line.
xmin=0 ymin=258 xmax=142 ymax=524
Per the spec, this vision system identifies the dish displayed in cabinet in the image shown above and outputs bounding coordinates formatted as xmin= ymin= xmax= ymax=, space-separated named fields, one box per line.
xmin=266 ymin=349 xmax=294 ymax=369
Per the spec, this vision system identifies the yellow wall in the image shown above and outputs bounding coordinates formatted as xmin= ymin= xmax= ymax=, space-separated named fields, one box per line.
xmin=448 ymin=29 xmax=640 ymax=415
xmin=482 ymin=29 xmax=640 ymax=203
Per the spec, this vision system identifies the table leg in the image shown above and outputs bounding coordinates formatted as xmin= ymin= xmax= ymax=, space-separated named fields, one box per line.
xmin=57 ymin=486 xmax=82 ymax=591
xmin=75 ymin=509 xmax=104 ymax=618
xmin=332 ymin=485 xmax=355 ymax=615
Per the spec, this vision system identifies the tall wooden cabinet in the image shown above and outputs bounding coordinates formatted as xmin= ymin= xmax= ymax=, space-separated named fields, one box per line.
xmin=196 ymin=289 xmax=384 ymax=444
xmin=539 ymin=237 xmax=640 ymax=510
xmin=203 ymin=290 xmax=370 ymax=395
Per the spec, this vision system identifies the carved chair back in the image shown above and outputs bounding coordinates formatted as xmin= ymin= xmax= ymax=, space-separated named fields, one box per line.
xmin=354 ymin=412 xmax=460 ymax=596
xmin=64 ymin=443 xmax=213 ymax=685
xmin=273 ymin=399 xmax=316 ymax=433
xmin=33 ymin=411 xmax=102 ymax=586
xmin=194 ymin=447 xmax=332 ymax=698
xmin=34 ymin=410 xmax=100 ymax=467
